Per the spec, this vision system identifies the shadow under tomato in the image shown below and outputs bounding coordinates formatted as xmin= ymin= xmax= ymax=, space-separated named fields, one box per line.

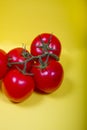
xmin=1 ymin=86 xmax=44 ymax=107
xmin=17 ymin=91 xmax=44 ymax=108
xmin=49 ymin=77 xmax=73 ymax=98
xmin=34 ymin=88 xmax=49 ymax=95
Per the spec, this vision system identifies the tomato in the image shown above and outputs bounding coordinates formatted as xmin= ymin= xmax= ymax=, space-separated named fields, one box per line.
xmin=7 ymin=47 xmax=33 ymax=72
xmin=30 ymin=33 xmax=61 ymax=58
xmin=31 ymin=60 xmax=64 ymax=93
xmin=2 ymin=69 xmax=35 ymax=103
xmin=0 ymin=49 xmax=8 ymax=79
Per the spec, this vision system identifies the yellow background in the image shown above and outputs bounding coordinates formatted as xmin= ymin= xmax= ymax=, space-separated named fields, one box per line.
xmin=0 ymin=0 xmax=86 ymax=130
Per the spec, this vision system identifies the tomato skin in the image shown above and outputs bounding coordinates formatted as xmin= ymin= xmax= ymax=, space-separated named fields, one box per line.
xmin=30 ymin=33 xmax=61 ymax=57
xmin=0 ymin=49 xmax=8 ymax=79
xmin=31 ymin=60 xmax=64 ymax=93
xmin=7 ymin=47 xmax=32 ymax=72
xmin=2 ymin=69 xmax=35 ymax=103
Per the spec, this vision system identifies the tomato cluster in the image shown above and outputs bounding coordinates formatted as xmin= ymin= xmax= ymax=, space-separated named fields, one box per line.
xmin=0 ymin=33 xmax=64 ymax=103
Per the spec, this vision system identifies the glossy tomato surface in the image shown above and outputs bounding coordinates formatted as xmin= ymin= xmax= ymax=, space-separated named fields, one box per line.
xmin=0 ymin=49 xmax=8 ymax=79
xmin=7 ymin=47 xmax=32 ymax=72
xmin=30 ymin=33 xmax=61 ymax=57
xmin=2 ymin=69 xmax=35 ymax=102
xmin=31 ymin=60 xmax=64 ymax=93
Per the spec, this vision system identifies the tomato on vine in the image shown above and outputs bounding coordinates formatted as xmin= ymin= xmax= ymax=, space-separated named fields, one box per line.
xmin=2 ymin=69 xmax=35 ymax=103
xmin=7 ymin=47 xmax=33 ymax=72
xmin=30 ymin=33 xmax=61 ymax=59
xmin=31 ymin=59 xmax=64 ymax=93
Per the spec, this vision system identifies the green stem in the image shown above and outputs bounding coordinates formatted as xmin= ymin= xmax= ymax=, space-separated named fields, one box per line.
xmin=15 ymin=65 xmax=34 ymax=76
xmin=49 ymin=53 xmax=59 ymax=61
xmin=38 ymin=56 xmax=45 ymax=66
xmin=8 ymin=50 xmax=59 ymax=74
xmin=44 ymin=53 xmax=50 ymax=65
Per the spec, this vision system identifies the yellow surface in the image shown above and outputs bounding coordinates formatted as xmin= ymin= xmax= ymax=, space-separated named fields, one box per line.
xmin=0 ymin=0 xmax=87 ymax=130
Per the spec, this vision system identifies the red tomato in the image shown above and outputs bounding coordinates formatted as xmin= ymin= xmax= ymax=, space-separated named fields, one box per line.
xmin=2 ymin=69 xmax=35 ymax=103
xmin=0 ymin=49 xmax=8 ymax=79
xmin=7 ymin=47 xmax=33 ymax=72
xmin=30 ymin=33 xmax=61 ymax=57
xmin=31 ymin=60 xmax=64 ymax=93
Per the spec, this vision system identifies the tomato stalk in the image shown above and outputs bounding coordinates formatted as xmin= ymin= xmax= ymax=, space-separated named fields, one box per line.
xmin=21 ymin=43 xmax=32 ymax=58
xmin=38 ymin=34 xmax=53 ymax=53
xmin=35 ymin=52 xmax=59 ymax=69
xmin=15 ymin=64 xmax=34 ymax=76
xmin=21 ymin=50 xmax=32 ymax=58
xmin=37 ymin=54 xmax=50 ymax=69
xmin=8 ymin=49 xmax=59 ymax=74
